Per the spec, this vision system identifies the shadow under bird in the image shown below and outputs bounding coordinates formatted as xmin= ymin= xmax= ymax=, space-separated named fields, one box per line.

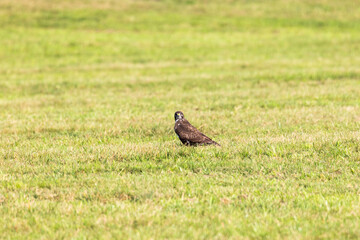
xmin=174 ymin=111 xmax=220 ymax=146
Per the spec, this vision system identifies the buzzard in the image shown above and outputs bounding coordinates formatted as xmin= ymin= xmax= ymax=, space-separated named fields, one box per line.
xmin=174 ymin=111 xmax=220 ymax=146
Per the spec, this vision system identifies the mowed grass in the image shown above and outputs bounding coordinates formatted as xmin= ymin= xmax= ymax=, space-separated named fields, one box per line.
xmin=1 ymin=0 xmax=360 ymax=238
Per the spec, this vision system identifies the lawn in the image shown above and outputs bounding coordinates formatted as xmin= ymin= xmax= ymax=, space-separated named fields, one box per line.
xmin=1 ymin=0 xmax=360 ymax=239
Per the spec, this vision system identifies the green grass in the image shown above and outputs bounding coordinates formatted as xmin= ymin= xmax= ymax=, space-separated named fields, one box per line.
xmin=1 ymin=0 xmax=360 ymax=239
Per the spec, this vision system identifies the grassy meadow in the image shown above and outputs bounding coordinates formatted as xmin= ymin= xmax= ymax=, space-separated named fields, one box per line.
xmin=1 ymin=0 xmax=360 ymax=238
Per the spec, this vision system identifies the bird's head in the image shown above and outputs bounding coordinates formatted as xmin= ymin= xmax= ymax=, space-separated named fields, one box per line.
xmin=174 ymin=111 xmax=184 ymax=121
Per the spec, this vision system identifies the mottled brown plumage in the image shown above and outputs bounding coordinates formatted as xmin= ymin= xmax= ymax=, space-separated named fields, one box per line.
xmin=174 ymin=111 xmax=220 ymax=146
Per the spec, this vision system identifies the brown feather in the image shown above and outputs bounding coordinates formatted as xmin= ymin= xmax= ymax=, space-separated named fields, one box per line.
xmin=174 ymin=118 xmax=220 ymax=146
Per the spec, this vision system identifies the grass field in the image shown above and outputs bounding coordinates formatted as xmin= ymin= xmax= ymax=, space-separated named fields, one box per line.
xmin=1 ymin=0 xmax=360 ymax=239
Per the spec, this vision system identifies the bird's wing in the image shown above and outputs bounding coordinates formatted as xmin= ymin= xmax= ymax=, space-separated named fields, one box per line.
xmin=175 ymin=119 xmax=214 ymax=144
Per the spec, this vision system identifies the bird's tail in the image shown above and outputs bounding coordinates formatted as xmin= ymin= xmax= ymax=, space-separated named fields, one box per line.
xmin=212 ymin=140 xmax=221 ymax=146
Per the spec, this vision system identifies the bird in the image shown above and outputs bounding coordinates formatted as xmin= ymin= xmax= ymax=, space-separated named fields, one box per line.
xmin=174 ymin=111 xmax=220 ymax=146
